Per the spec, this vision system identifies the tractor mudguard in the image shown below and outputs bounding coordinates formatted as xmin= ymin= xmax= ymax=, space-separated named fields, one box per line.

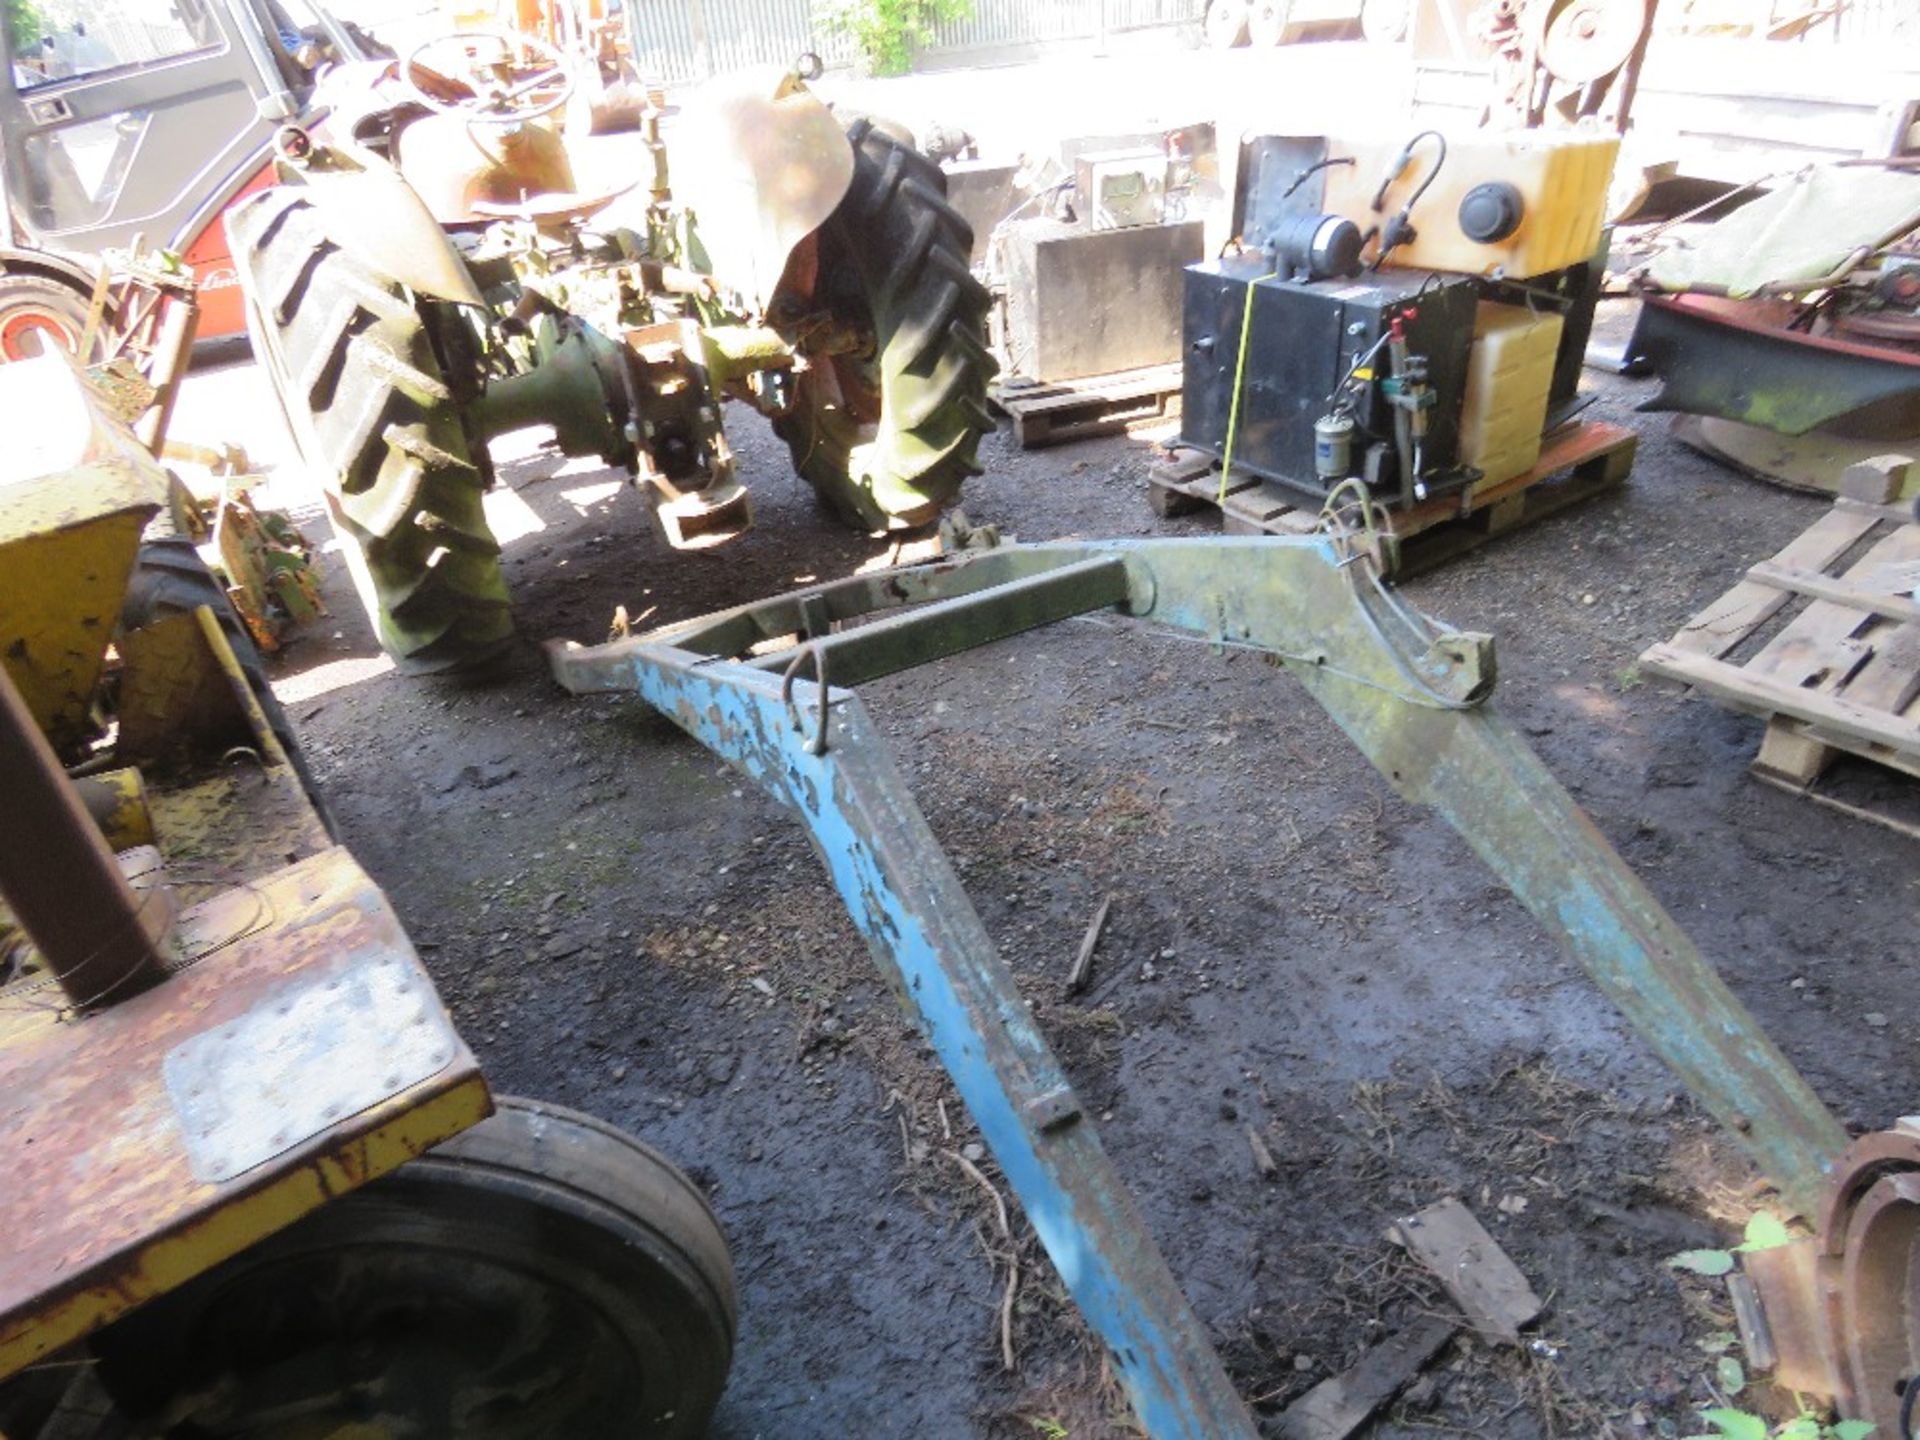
xmin=272 ymin=140 xmax=485 ymax=309
xmin=670 ymin=67 xmax=857 ymax=313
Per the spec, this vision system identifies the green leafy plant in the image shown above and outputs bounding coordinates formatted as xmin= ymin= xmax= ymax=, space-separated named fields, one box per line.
xmin=1685 ymin=1407 xmax=1873 ymax=1440
xmin=7 ymin=0 xmax=43 ymax=49
xmin=1669 ymin=1216 xmax=1872 ymax=1440
xmin=822 ymin=0 xmax=972 ymax=76
xmin=1668 ymin=1211 xmax=1795 ymax=1277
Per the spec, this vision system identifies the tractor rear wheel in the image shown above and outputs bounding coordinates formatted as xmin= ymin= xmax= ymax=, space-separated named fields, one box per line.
xmin=228 ymin=187 xmax=512 ymax=674
xmin=93 ymin=1097 xmax=737 ymax=1438
xmin=774 ymin=117 xmax=996 ymax=532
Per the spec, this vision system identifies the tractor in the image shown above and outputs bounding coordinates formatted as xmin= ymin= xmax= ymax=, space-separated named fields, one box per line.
xmin=228 ymin=37 xmax=994 ymax=671
xmin=1 ymin=6 xmax=996 ymax=675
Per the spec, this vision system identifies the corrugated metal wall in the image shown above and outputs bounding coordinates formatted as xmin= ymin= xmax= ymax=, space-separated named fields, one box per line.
xmin=1831 ymin=0 xmax=1918 ymax=42
xmin=626 ymin=0 xmax=1202 ymax=83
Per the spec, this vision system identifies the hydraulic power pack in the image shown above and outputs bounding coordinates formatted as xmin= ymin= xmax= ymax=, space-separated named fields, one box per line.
xmin=1180 ymin=259 xmax=1478 ymax=507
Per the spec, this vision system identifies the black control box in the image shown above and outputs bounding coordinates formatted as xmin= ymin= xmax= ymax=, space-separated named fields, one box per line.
xmin=1180 ymin=256 xmax=1478 ymax=505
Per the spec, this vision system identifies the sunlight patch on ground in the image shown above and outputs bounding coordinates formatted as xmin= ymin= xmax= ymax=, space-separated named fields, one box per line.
xmin=482 ymin=485 xmax=548 ymax=545
xmin=559 ymin=479 xmax=625 ymax=514
xmin=271 ymin=652 xmax=396 ymax=706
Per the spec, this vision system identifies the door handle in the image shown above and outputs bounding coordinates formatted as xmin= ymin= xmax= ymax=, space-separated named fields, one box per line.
xmin=26 ymin=96 xmax=72 ymax=123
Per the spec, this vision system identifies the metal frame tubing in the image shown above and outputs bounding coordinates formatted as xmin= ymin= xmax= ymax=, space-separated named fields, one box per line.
xmin=550 ymin=534 xmax=1848 ymax=1436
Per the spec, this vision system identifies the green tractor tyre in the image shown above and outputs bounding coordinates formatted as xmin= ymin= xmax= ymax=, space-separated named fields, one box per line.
xmin=229 ymin=187 xmax=513 ymax=674
xmin=775 ymin=118 xmax=997 ymax=532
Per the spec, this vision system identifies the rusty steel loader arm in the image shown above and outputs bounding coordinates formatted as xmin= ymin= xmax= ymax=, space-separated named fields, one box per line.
xmin=549 ymin=533 xmax=1853 ymax=1438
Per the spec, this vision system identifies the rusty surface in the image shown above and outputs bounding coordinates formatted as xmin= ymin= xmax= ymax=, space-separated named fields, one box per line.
xmin=0 ymin=353 xmax=169 ymax=751
xmin=0 ymin=843 xmax=488 ymax=1378
xmin=116 ymin=610 xmax=258 ymax=767
xmin=73 ymin=768 xmax=158 ymax=851
xmin=0 ymin=663 xmax=173 ymax=1007
xmin=1812 ymin=1122 xmax=1920 ymax=1430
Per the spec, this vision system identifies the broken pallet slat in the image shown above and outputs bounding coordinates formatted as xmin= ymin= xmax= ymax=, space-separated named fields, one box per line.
xmin=1642 ymin=497 xmax=1920 ymax=815
xmin=1274 ymin=1316 xmax=1457 ymax=1440
xmin=1666 ymin=506 xmax=1882 ymax=659
xmin=1390 ymin=1197 xmax=1543 ymax=1343
xmin=1640 ymin=643 xmax=1920 ymax=758
xmin=1744 ymin=523 xmax=1920 ymax=684
xmin=1065 ymin=893 xmax=1112 ymax=995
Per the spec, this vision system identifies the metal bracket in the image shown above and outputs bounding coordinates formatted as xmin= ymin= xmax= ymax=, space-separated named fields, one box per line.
xmin=549 ymin=534 xmax=1846 ymax=1438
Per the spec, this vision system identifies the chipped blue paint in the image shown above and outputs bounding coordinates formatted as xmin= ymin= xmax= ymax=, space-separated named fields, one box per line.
xmin=605 ymin=645 xmax=1259 ymax=1437
xmin=550 ymin=530 xmax=1851 ymax=1432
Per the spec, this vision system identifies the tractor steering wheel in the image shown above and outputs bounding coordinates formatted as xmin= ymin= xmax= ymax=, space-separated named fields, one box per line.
xmin=402 ymin=31 xmax=575 ymax=124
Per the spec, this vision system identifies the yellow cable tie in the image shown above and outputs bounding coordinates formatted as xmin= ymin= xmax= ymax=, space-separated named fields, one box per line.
xmin=1218 ymin=270 xmax=1278 ymax=505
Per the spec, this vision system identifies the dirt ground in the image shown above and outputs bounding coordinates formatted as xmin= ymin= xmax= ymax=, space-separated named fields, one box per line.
xmin=238 ymin=296 xmax=1915 ymax=1439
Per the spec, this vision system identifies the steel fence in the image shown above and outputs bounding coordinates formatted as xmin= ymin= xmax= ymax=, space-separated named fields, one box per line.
xmin=625 ymin=0 xmax=1203 ymax=84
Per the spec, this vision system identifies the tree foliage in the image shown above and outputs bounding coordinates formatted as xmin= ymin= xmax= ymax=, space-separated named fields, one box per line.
xmin=824 ymin=0 xmax=971 ymax=76
xmin=8 ymin=0 xmax=44 ymax=49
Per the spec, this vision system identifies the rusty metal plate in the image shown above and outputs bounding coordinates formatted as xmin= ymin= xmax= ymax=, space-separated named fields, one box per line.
xmin=165 ymin=947 xmax=459 ymax=1184
xmin=0 ymin=844 xmax=489 ymax=1380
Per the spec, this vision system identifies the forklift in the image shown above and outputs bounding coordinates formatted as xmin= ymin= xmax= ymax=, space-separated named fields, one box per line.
xmin=0 ymin=0 xmax=383 ymax=354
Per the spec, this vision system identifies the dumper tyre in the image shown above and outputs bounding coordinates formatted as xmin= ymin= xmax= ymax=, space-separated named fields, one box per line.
xmin=121 ymin=532 xmax=331 ymax=831
xmin=774 ymin=117 xmax=996 ymax=532
xmin=229 ymin=186 xmax=512 ymax=674
xmin=92 ymin=1096 xmax=737 ymax=1438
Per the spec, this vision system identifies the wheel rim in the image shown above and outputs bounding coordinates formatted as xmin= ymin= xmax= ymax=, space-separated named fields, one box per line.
xmin=101 ymin=1185 xmax=697 ymax=1437
xmin=0 ymin=304 xmax=82 ymax=361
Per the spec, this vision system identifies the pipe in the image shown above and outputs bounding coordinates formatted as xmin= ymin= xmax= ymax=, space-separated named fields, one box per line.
xmin=0 ymin=666 xmax=172 ymax=1008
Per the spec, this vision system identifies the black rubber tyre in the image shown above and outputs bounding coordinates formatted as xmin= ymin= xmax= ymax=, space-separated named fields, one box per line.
xmin=0 ymin=271 xmax=99 ymax=362
xmin=93 ymin=1097 xmax=737 ymax=1438
xmin=228 ymin=186 xmax=513 ymax=674
xmin=120 ymin=531 xmax=334 ymax=832
xmin=773 ymin=117 xmax=996 ymax=532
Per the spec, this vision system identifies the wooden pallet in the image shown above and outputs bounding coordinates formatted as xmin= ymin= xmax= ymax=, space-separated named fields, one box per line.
xmin=1639 ymin=496 xmax=1920 ymax=825
xmin=992 ymin=363 xmax=1182 ymax=449
xmin=1146 ymin=419 xmax=1637 ymax=577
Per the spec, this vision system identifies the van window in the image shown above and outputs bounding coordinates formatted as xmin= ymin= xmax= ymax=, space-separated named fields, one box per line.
xmin=8 ymin=0 xmax=221 ymax=89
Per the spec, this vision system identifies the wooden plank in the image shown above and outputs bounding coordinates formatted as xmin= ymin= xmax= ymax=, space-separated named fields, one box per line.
xmin=1841 ymin=624 xmax=1920 ymax=718
xmin=1745 ymin=562 xmax=1920 ymax=627
xmin=1640 ymin=644 xmax=1920 ymax=758
xmin=1065 ymin=894 xmax=1112 ymax=995
xmin=1752 ymin=768 xmax=1920 ymax=840
xmin=1834 ymin=496 xmax=1919 ymax=526
xmin=1145 ymin=422 xmax=1631 ymax=574
xmin=1665 ymin=506 xmax=1883 ymax=659
xmin=997 ymin=363 xmax=1182 ymax=412
xmin=1390 ymin=1197 xmax=1543 ymax=1343
xmin=1744 ymin=525 xmax=1920 ymax=685
xmin=1754 ymin=720 xmax=1833 ymax=786
xmin=1274 ymin=1317 xmax=1457 ymax=1440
